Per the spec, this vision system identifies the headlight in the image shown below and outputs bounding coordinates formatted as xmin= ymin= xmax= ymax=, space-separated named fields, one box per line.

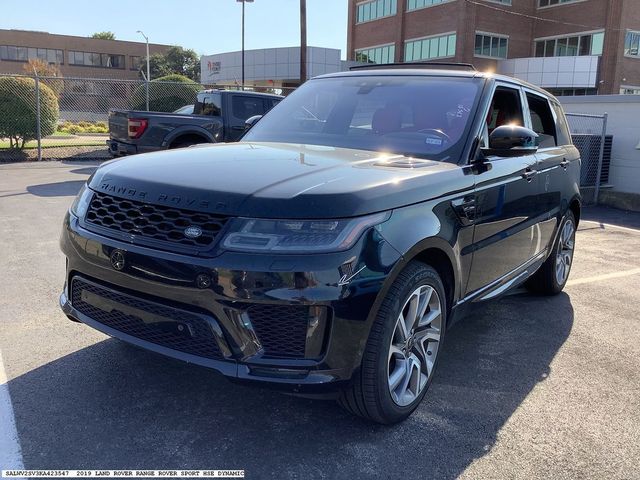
xmin=70 ymin=184 xmax=93 ymax=218
xmin=221 ymin=212 xmax=390 ymax=253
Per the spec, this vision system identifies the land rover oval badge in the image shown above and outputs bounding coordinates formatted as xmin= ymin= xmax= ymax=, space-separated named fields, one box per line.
xmin=110 ymin=249 xmax=126 ymax=271
xmin=184 ymin=226 xmax=203 ymax=239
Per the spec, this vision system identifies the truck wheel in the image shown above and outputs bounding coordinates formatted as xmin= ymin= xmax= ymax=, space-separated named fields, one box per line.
xmin=338 ymin=262 xmax=446 ymax=424
xmin=525 ymin=210 xmax=576 ymax=295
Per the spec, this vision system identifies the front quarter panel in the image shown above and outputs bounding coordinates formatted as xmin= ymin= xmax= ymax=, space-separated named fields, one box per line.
xmin=372 ymin=166 xmax=476 ymax=315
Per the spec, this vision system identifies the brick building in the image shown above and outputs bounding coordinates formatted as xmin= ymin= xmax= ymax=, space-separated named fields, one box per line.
xmin=347 ymin=0 xmax=640 ymax=95
xmin=0 ymin=29 xmax=171 ymax=80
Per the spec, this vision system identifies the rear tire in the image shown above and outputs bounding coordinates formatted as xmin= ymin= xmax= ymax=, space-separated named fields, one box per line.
xmin=525 ymin=210 xmax=576 ymax=295
xmin=338 ymin=262 xmax=447 ymax=424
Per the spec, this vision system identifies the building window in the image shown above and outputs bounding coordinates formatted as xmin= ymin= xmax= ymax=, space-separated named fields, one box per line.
xmin=355 ymin=44 xmax=396 ymax=64
xmin=624 ymin=31 xmax=640 ymax=57
xmin=620 ymin=86 xmax=640 ymax=95
xmin=69 ymin=51 xmax=125 ymax=69
xmin=0 ymin=45 xmax=63 ymax=64
xmin=546 ymin=88 xmax=598 ymax=96
xmin=130 ymin=55 xmax=142 ymax=70
xmin=404 ymin=33 xmax=456 ymax=61
xmin=356 ymin=0 xmax=397 ymax=24
xmin=406 ymin=0 xmax=454 ymax=11
xmin=485 ymin=0 xmax=512 ymax=4
xmin=534 ymin=32 xmax=604 ymax=57
xmin=475 ymin=33 xmax=508 ymax=59
xmin=539 ymin=0 xmax=582 ymax=6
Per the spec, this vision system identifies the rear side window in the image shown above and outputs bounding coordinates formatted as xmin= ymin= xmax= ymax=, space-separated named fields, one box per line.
xmin=195 ymin=93 xmax=222 ymax=116
xmin=231 ymin=96 xmax=266 ymax=121
xmin=550 ymin=101 xmax=572 ymax=146
xmin=526 ymin=93 xmax=557 ymax=148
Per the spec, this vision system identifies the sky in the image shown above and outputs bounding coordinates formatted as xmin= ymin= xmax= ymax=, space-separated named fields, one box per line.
xmin=1 ymin=0 xmax=348 ymax=58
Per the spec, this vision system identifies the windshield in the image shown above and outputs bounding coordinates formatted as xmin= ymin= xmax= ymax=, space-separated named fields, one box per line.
xmin=243 ymin=75 xmax=482 ymax=161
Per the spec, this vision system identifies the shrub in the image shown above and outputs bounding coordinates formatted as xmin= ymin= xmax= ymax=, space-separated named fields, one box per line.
xmin=130 ymin=74 xmax=201 ymax=112
xmin=57 ymin=121 xmax=108 ymax=135
xmin=0 ymin=76 xmax=59 ymax=148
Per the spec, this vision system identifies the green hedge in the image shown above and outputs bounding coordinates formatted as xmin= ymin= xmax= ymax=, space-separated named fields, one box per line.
xmin=0 ymin=76 xmax=59 ymax=148
xmin=130 ymin=74 xmax=201 ymax=112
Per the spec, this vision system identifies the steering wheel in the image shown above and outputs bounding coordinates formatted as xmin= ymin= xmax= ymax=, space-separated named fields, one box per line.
xmin=416 ymin=128 xmax=452 ymax=143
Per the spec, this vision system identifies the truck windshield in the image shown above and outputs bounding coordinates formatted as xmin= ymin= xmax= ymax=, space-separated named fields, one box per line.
xmin=243 ymin=75 xmax=482 ymax=161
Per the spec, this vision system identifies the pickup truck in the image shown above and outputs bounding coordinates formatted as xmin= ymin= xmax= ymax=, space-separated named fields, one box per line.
xmin=107 ymin=89 xmax=282 ymax=156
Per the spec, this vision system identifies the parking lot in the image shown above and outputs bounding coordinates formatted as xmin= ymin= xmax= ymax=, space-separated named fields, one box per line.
xmin=0 ymin=161 xmax=639 ymax=479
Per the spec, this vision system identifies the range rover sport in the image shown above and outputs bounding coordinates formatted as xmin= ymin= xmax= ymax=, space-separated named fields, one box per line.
xmin=60 ymin=65 xmax=580 ymax=424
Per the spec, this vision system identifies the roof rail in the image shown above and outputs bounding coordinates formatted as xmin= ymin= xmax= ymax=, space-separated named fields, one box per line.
xmin=349 ymin=62 xmax=477 ymax=72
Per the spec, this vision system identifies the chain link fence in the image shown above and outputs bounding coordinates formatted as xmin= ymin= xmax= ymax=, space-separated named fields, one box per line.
xmin=565 ymin=112 xmax=609 ymax=204
xmin=0 ymin=75 xmax=612 ymax=204
xmin=0 ymin=73 xmax=294 ymax=162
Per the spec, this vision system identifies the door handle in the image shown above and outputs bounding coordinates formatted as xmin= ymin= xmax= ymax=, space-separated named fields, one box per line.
xmin=522 ymin=168 xmax=537 ymax=182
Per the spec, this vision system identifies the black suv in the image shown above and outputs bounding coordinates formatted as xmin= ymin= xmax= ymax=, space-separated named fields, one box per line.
xmin=60 ymin=65 xmax=580 ymax=424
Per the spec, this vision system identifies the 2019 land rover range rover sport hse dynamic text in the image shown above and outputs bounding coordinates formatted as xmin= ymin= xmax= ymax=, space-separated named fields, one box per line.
xmin=60 ymin=66 xmax=581 ymax=424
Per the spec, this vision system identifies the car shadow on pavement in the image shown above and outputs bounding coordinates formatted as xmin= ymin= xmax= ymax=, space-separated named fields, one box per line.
xmin=8 ymin=292 xmax=573 ymax=479
xmin=26 ymin=180 xmax=86 ymax=197
xmin=68 ymin=167 xmax=98 ymax=176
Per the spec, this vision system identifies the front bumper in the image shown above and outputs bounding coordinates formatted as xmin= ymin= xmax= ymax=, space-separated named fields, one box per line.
xmin=60 ymin=211 xmax=401 ymax=392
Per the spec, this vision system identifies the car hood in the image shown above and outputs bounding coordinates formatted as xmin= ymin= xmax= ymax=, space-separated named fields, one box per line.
xmin=90 ymin=142 xmax=467 ymax=218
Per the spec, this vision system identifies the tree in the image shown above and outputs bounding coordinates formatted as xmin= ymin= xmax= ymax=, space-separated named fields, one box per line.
xmin=0 ymin=77 xmax=59 ymax=149
xmin=144 ymin=46 xmax=201 ymax=82
xmin=22 ymin=59 xmax=64 ymax=98
xmin=130 ymin=74 xmax=201 ymax=112
xmin=91 ymin=31 xmax=116 ymax=40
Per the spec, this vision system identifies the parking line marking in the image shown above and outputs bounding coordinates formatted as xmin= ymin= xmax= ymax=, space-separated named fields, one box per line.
xmin=0 ymin=349 xmax=24 ymax=470
xmin=581 ymin=220 xmax=640 ymax=234
xmin=566 ymin=268 xmax=640 ymax=287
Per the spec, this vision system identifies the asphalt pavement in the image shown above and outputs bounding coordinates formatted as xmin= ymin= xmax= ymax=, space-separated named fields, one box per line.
xmin=0 ymin=161 xmax=638 ymax=480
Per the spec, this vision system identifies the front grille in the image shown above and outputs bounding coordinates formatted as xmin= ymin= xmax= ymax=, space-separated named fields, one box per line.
xmin=71 ymin=276 xmax=223 ymax=360
xmin=247 ymin=304 xmax=311 ymax=358
xmin=84 ymin=191 xmax=229 ymax=250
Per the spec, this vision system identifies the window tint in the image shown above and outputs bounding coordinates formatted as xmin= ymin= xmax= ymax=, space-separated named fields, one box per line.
xmin=550 ymin=101 xmax=571 ymax=146
xmin=486 ymin=87 xmax=524 ymax=137
xmin=243 ymin=76 xmax=482 ymax=161
xmin=526 ymin=93 xmax=557 ymax=148
xmin=194 ymin=93 xmax=222 ymax=116
xmin=231 ymin=96 xmax=266 ymax=121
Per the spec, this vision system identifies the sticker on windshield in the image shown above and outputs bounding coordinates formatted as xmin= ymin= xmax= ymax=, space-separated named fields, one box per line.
xmin=425 ymin=137 xmax=443 ymax=146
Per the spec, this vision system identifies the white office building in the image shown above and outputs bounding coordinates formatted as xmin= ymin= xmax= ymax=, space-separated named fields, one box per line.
xmin=201 ymin=46 xmax=345 ymax=87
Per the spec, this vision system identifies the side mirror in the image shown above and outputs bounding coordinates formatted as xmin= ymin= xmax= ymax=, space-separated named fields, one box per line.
xmin=480 ymin=125 xmax=539 ymax=158
xmin=244 ymin=115 xmax=263 ymax=130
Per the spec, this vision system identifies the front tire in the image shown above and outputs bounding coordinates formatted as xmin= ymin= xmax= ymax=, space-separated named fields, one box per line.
xmin=526 ymin=210 xmax=576 ymax=295
xmin=338 ymin=262 xmax=446 ymax=424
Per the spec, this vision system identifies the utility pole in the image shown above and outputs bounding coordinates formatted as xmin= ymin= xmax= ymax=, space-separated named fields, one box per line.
xmin=300 ymin=0 xmax=307 ymax=85
xmin=137 ymin=30 xmax=150 ymax=110
xmin=237 ymin=0 xmax=254 ymax=90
